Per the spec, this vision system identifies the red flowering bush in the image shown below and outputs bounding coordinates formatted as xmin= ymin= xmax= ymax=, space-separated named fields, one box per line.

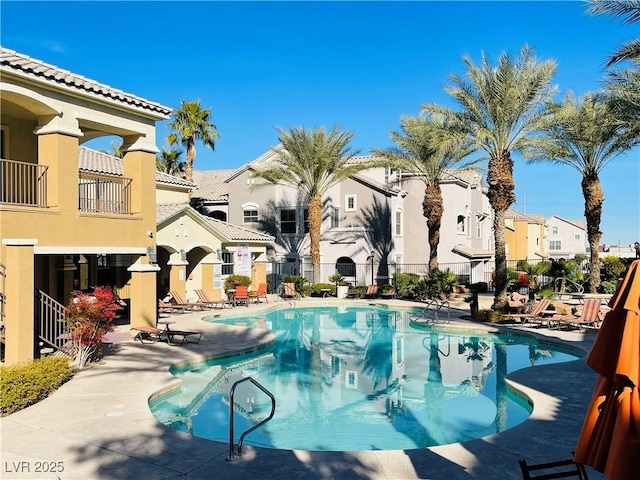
xmin=65 ymin=286 xmax=122 ymax=368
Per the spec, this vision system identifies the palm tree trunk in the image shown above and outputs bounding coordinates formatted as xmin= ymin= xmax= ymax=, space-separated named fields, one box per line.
xmin=487 ymin=151 xmax=516 ymax=310
xmin=582 ymin=173 xmax=603 ymax=293
xmin=308 ymin=195 xmax=322 ymax=284
xmin=186 ymin=140 xmax=196 ymax=183
xmin=423 ymin=184 xmax=444 ymax=272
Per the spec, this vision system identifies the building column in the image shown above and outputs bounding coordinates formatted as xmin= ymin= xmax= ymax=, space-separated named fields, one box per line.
xmin=201 ymin=253 xmax=222 ymax=300
xmin=168 ymin=253 xmax=188 ymax=302
xmin=127 ymin=257 xmax=160 ymax=328
xmin=2 ymin=239 xmax=37 ymax=365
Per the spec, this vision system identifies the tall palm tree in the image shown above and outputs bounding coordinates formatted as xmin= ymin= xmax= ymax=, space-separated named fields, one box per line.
xmin=605 ymin=59 xmax=640 ymax=141
xmin=167 ymin=100 xmax=219 ymax=182
xmin=156 ymin=147 xmax=186 ymax=177
xmin=587 ymin=0 xmax=640 ymax=66
xmin=529 ymin=91 xmax=639 ymax=292
xmin=251 ymin=126 xmax=380 ymax=284
xmin=373 ymin=114 xmax=476 ymax=271
xmin=422 ymin=46 xmax=557 ymax=310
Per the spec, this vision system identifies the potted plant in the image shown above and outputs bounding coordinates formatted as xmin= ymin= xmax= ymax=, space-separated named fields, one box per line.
xmin=329 ymin=272 xmax=349 ymax=299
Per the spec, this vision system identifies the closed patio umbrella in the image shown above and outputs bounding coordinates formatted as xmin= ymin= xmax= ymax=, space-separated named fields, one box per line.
xmin=574 ymin=260 xmax=640 ymax=479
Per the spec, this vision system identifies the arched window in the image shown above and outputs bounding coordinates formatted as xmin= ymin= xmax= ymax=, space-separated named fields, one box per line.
xmin=336 ymin=257 xmax=356 ymax=278
xmin=242 ymin=202 xmax=259 ymax=225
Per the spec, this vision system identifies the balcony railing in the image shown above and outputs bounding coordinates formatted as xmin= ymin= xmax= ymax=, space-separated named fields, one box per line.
xmin=78 ymin=172 xmax=132 ymax=214
xmin=0 ymin=158 xmax=49 ymax=207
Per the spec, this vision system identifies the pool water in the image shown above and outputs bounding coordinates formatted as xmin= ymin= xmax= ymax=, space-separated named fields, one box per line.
xmin=149 ymin=305 xmax=582 ymax=451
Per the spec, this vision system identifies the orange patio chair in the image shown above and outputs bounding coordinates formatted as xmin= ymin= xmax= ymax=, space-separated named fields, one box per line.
xmin=248 ymin=283 xmax=268 ymax=303
xmin=364 ymin=285 xmax=379 ymax=298
xmin=234 ymin=285 xmax=249 ymax=307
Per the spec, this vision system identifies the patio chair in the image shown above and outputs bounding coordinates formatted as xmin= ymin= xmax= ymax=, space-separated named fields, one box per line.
xmin=169 ymin=290 xmax=203 ymax=310
xmin=345 ymin=286 xmax=361 ymax=299
xmin=281 ymin=282 xmax=300 ymax=299
xmin=518 ymin=457 xmax=589 ymax=479
xmin=194 ymin=289 xmax=229 ymax=309
xmin=380 ymin=287 xmax=397 ymax=299
xmin=158 ymin=299 xmax=192 ymax=315
xmin=130 ymin=325 xmax=202 ymax=346
xmin=363 ymin=285 xmax=379 ymax=299
xmin=552 ymin=298 xmax=603 ymax=332
xmin=502 ymin=298 xmax=552 ymax=326
xmin=248 ymin=283 xmax=268 ymax=303
xmin=234 ymin=285 xmax=249 ymax=307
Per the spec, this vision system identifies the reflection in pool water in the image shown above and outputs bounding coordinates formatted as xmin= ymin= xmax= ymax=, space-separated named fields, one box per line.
xmin=150 ymin=305 xmax=582 ymax=451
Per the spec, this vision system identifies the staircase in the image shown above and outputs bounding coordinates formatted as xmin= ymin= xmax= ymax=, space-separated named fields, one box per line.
xmin=38 ymin=290 xmax=70 ymax=355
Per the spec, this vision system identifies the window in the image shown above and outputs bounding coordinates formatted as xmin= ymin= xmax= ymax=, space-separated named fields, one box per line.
xmin=221 ymin=251 xmax=234 ymax=275
xmin=552 ymin=226 xmax=558 ymax=234
xmin=549 ymin=240 xmax=562 ymax=251
xmin=345 ymin=370 xmax=358 ymax=389
xmin=331 ymin=206 xmax=340 ymax=228
xmin=242 ymin=202 xmax=259 ymax=225
xmin=457 ymin=215 xmax=467 ymax=234
xmin=395 ymin=254 xmax=403 ymax=273
xmin=303 ymin=208 xmax=309 ymax=234
xmin=574 ymin=233 xmax=581 ymax=240
xmin=345 ymin=194 xmax=357 ymax=212
xmin=280 ymin=208 xmax=296 ymax=234
xmin=395 ymin=209 xmax=403 ymax=236
xmin=476 ymin=216 xmax=483 ymax=238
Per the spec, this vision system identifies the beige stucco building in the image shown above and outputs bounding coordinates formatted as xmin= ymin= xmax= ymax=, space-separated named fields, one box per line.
xmin=0 ymin=47 xmax=170 ymax=364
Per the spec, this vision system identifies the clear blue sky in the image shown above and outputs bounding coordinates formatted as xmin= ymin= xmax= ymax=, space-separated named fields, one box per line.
xmin=2 ymin=1 xmax=639 ymax=246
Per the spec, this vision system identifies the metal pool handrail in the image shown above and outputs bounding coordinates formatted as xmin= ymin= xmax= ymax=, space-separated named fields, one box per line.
xmin=227 ymin=376 xmax=276 ymax=461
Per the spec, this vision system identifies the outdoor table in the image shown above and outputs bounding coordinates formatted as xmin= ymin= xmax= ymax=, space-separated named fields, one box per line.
xmin=320 ymin=288 xmax=331 ymax=298
xmin=157 ymin=320 xmax=176 ymax=332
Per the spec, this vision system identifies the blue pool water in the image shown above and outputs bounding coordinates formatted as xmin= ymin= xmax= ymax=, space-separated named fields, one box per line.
xmin=149 ymin=305 xmax=583 ymax=451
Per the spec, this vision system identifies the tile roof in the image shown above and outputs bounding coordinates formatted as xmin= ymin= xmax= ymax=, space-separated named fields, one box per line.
xmin=191 ymin=170 xmax=235 ymax=200
xmin=78 ymin=146 xmax=194 ymax=188
xmin=548 ymin=215 xmax=586 ymax=230
xmin=0 ymin=47 xmax=171 ymax=117
xmin=156 ymin=203 xmax=274 ymax=243
xmin=505 ymin=209 xmax=546 ymax=224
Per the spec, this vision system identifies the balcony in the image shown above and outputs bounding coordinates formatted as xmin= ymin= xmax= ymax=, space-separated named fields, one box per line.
xmin=0 ymin=158 xmax=48 ymax=207
xmin=78 ymin=172 xmax=132 ymax=215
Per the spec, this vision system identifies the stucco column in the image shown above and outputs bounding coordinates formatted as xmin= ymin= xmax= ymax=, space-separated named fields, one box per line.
xmin=2 ymin=239 xmax=37 ymax=365
xmin=35 ymin=118 xmax=81 ymax=210
xmin=56 ymin=255 xmax=77 ymax=306
xmin=168 ymin=255 xmax=188 ymax=301
xmin=127 ymin=257 xmax=160 ymax=328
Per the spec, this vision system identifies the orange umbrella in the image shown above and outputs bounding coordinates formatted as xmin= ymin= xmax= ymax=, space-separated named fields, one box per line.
xmin=574 ymin=260 xmax=640 ymax=479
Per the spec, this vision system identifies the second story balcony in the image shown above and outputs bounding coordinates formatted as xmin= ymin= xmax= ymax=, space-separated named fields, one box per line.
xmin=0 ymin=158 xmax=48 ymax=207
xmin=1 ymin=158 xmax=132 ymax=215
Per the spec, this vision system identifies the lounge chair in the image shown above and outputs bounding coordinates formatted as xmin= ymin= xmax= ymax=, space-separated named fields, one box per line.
xmin=363 ymin=285 xmax=379 ymax=299
xmin=248 ymin=283 xmax=268 ymax=303
xmin=282 ymin=282 xmax=300 ymax=299
xmin=380 ymin=287 xmax=396 ymax=299
xmin=194 ymin=289 xmax=229 ymax=309
xmin=130 ymin=325 xmax=202 ymax=345
xmin=518 ymin=457 xmax=589 ymax=479
xmin=169 ymin=290 xmax=202 ymax=310
xmin=158 ymin=299 xmax=193 ymax=315
xmin=234 ymin=285 xmax=249 ymax=307
xmin=552 ymin=298 xmax=603 ymax=332
xmin=502 ymin=298 xmax=552 ymax=326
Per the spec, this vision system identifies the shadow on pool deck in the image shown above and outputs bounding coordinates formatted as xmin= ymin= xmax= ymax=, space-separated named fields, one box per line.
xmin=0 ymin=297 xmax=606 ymax=479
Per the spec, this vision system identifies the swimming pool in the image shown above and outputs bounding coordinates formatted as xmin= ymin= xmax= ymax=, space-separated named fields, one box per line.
xmin=150 ymin=305 xmax=583 ymax=451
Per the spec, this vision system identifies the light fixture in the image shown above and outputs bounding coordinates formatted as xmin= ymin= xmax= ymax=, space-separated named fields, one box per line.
xmin=147 ymin=247 xmax=157 ymax=264
xmin=180 ymin=249 xmax=187 ymax=261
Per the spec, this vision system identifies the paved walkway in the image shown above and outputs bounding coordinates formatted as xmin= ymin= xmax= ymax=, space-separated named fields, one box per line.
xmin=0 ymin=296 xmax=606 ymax=479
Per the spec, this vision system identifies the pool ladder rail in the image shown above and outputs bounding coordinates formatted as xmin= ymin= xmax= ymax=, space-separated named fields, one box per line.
xmin=227 ymin=377 xmax=276 ymax=461
xmin=410 ymin=299 xmax=451 ymax=325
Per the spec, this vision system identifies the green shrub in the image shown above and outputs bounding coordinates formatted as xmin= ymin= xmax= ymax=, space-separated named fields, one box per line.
xmin=223 ymin=275 xmax=252 ymax=292
xmin=423 ymin=268 xmax=459 ymax=299
xmin=474 ymin=309 xmax=504 ymax=323
xmin=600 ymin=280 xmax=619 ymax=294
xmin=310 ymin=283 xmax=336 ymax=296
xmin=394 ymin=272 xmax=422 ymax=298
xmin=601 ymin=256 xmax=626 ymax=283
xmin=1 ymin=356 xmax=73 ymax=415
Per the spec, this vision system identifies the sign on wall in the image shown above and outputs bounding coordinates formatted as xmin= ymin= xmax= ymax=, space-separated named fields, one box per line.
xmin=237 ymin=245 xmax=250 ymax=277
xmin=213 ymin=263 xmax=221 ymax=289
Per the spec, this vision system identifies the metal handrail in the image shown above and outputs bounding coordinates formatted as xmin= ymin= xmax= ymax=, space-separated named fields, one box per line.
xmin=227 ymin=376 xmax=276 ymax=461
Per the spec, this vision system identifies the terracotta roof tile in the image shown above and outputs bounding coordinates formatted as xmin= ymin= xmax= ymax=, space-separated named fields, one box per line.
xmin=0 ymin=47 xmax=171 ymax=117
xmin=191 ymin=170 xmax=234 ymax=200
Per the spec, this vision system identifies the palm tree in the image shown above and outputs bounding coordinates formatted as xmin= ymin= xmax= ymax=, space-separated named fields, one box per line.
xmin=529 ymin=91 xmax=638 ymax=292
xmin=250 ymin=126 xmax=380 ymax=284
xmin=167 ymin=100 xmax=219 ymax=182
xmin=372 ymin=114 xmax=476 ymax=271
xmin=156 ymin=147 xmax=186 ymax=177
xmin=605 ymin=59 xmax=640 ymax=141
xmin=422 ymin=46 xmax=557 ymax=310
xmin=587 ymin=0 xmax=640 ymax=67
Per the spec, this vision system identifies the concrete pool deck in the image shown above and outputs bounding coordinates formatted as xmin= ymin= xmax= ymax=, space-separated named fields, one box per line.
xmin=0 ymin=295 xmax=606 ymax=479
